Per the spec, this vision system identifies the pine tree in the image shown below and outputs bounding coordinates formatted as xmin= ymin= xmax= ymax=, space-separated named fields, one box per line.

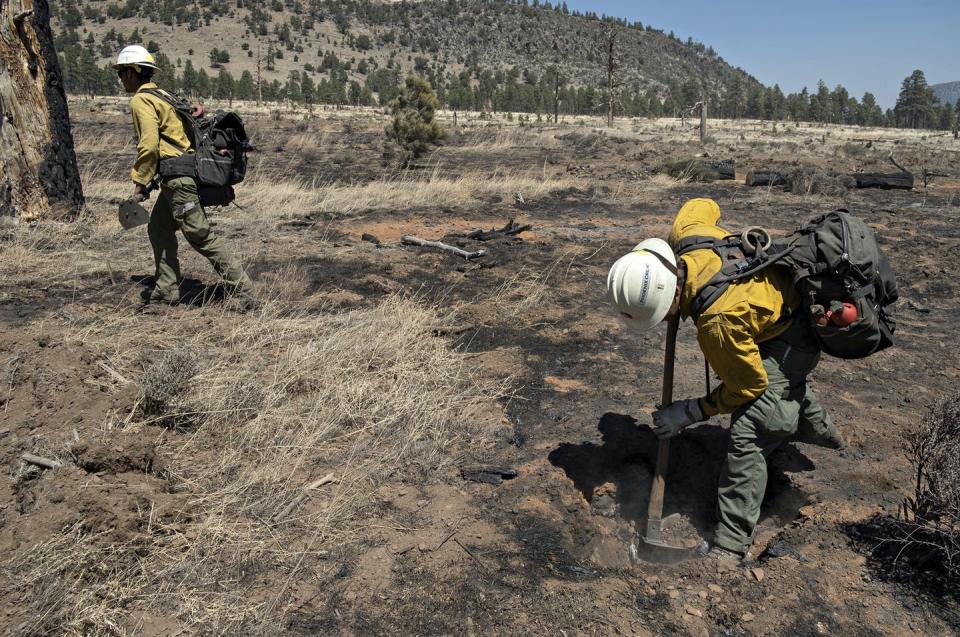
xmin=894 ymin=70 xmax=938 ymax=129
xmin=859 ymin=93 xmax=883 ymax=127
xmin=384 ymin=76 xmax=445 ymax=167
xmin=236 ymin=70 xmax=255 ymax=101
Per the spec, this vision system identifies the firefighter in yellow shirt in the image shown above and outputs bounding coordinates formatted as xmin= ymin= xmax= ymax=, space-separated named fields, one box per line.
xmin=607 ymin=198 xmax=845 ymax=562
xmin=115 ymin=45 xmax=252 ymax=306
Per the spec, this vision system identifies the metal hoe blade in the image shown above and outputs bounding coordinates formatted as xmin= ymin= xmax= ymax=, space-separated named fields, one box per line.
xmin=118 ymin=199 xmax=150 ymax=230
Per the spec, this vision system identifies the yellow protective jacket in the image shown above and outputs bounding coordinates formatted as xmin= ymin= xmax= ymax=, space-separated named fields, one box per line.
xmin=129 ymin=83 xmax=192 ymax=185
xmin=668 ymin=199 xmax=801 ymax=417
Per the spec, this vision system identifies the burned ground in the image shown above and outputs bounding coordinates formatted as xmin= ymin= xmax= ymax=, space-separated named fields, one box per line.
xmin=1 ymin=103 xmax=959 ymax=635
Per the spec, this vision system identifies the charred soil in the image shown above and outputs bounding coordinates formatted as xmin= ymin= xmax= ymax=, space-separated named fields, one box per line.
xmin=1 ymin=105 xmax=959 ymax=635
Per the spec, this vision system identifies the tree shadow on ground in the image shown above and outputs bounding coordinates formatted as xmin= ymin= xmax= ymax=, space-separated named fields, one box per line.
xmin=549 ymin=412 xmax=815 ymax=541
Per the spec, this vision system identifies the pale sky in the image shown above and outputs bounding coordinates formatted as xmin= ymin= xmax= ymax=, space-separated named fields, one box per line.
xmin=565 ymin=1 xmax=960 ymax=108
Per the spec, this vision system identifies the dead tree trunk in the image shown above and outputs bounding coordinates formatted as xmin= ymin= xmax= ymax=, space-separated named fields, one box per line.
xmin=699 ymin=97 xmax=707 ymax=144
xmin=553 ymin=72 xmax=560 ymax=124
xmin=0 ymin=0 xmax=83 ymax=222
xmin=604 ymin=29 xmax=622 ymax=128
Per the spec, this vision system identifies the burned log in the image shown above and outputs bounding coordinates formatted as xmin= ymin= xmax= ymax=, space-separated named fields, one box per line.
xmin=661 ymin=159 xmax=735 ymax=182
xmin=460 ymin=465 xmax=518 ymax=485
xmin=745 ymin=170 xmax=790 ymax=187
xmin=852 ymin=172 xmax=914 ymax=190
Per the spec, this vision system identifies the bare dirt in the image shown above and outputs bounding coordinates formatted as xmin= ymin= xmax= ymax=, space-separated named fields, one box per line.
xmin=2 ymin=105 xmax=960 ymax=636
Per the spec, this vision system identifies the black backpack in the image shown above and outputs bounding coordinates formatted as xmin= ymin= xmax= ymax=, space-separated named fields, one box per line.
xmin=675 ymin=210 xmax=898 ymax=359
xmin=144 ymin=88 xmax=252 ymax=207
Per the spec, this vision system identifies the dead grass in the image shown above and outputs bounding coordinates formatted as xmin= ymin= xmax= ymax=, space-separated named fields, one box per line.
xmin=240 ymin=165 xmax=580 ymax=217
xmin=6 ymin=290 xmax=506 ymax=634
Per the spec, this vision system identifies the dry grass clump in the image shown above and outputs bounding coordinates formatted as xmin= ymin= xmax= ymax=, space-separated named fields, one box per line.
xmin=8 ymin=295 xmax=503 ymax=634
xmin=658 ymin=159 xmax=731 ymax=183
xmin=788 ymin=167 xmax=854 ymax=196
xmin=139 ymin=348 xmax=200 ymax=417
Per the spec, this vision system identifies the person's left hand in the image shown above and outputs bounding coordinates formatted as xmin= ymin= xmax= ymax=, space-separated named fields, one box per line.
xmin=652 ymin=398 xmax=705 ymax=439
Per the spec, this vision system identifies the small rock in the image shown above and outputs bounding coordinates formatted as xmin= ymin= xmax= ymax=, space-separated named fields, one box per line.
xmin=684 ymin=606 xmax=703 ymax=618
xmin=707 ymin=584 xmax=723 ymax=594
xmin=697 ymin=591 xmax=708 ymax=599
xmin=742 ymin=612 xmax=755 ymax=622
xmin=644 ymin=575 xmax=660 ymax=585
xmin=751 ymin=568 xmax=765 ymax=582
xmin=669 ymin=590 xmax=680 ymax=599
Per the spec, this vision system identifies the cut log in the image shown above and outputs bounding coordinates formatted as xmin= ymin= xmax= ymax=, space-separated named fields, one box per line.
xmin=745 ymin=170 xmax=789 ymax=187
xmin=401 ymin=235 xmax=487 ymax=260
xmin=0 ymin=1 xmax=84 ymax=221
xmin=852 ymin=172 xmax=914 ymax=190
xmin=661 ymin=159 xmax=735 ymax=182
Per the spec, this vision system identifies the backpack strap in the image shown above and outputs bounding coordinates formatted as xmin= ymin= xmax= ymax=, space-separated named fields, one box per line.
xmin=140 ymin=88 xmax=195 ymax=152
xmin=678 ymin=233 xmax=802 ymax=323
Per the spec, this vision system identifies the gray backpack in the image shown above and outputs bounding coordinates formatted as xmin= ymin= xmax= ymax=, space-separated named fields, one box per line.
xmin=144 ymin=88 xmax=252 ymax=207
xmin=675 ymin=210 xmax=898 ymax=359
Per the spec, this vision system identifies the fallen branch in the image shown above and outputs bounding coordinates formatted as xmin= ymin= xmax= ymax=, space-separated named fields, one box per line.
xmin=272 ymin=472 xmax=339 ymax=522
xmin=401 ymin=235 xmax=486 ymax=260
xmin=22 ymin=453 xmax=61 ymax=470
xmin=454 ymin=537 xmax=489 ymax=571
xmin=98 ymin=361 xmax=132 ymax=386
xmin=466 ymin=218 xmax=532 ymax=242
xmin=888 ymin=153 xmax=911 ymax=175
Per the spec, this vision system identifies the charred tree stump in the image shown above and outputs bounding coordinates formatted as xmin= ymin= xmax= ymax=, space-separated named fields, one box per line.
xmin=0 ymin=0 xmax=83 ymax=222
xmin=745 ymin=170 xmax=790 ymax=187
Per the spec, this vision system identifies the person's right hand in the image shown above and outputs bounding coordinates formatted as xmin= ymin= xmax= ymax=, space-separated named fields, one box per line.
xmin=132 ymin=182 xmax=150 ymax=203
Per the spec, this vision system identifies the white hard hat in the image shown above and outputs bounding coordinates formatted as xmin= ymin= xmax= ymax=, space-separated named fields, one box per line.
xmin=113 ymin=45 xmax=159 ymax=70
xmin=607 ymin=238 xmax=678 ymax=332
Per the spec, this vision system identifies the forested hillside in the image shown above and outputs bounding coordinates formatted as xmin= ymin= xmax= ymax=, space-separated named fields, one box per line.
xmin=52 ymin=0 xmax=960 ymax=129
xmin=51 ymin=0 xmax=764 ymax=117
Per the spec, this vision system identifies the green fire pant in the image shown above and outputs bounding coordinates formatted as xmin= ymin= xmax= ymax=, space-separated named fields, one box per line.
xmin=713 ymin=318 xmax=835 ymax=555
xmin=147 ymin=176 xmax=251 ymax=302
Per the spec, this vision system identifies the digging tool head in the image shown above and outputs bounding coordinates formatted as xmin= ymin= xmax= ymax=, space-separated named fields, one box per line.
xmin=119 ymin=198 xmax=150 ymax=230
xmin=631 ymin=520 xmax=695 ymax=565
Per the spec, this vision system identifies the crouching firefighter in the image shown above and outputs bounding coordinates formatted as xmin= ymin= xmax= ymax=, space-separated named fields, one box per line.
xmin=607 ymin=198 xmax=897 ymax=562
xmin=115 ymin=45 xmax=252 ymax=306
